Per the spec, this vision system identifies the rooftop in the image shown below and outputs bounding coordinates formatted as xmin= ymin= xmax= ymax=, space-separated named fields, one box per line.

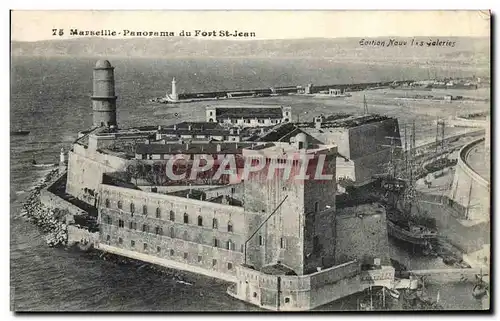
xmin=243 ymin=141 xmax=337 ymax=157
xmin=136 ymin=142 xmax=256 ymax=155
xmin=297 ymin=114 xmax=391 ymax=129
xmin=164 ymin=122 xmax=224 ymax=131
xmin=211 ymin=106 xmax=285 ymax=119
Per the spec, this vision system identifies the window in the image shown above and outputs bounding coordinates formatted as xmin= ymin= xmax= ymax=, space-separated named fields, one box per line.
xmin=231 ymin=187 xmax=235 ymax=194
xmin=244 ymin=119 xmax=250 ymax=123
xmin=170 ymin=249 xmax=174 ymax=256
xmin=197 ymin=215 xmax=203 ymax=227
xmin=241 ymin=244 xmax=244 ymax=253
xmin=227 ymin=221 xmax=233 ymax=233
xmin=170 ymin=210 xmax=175 ymax=221
xmin=106 ymin=235 xmax=110 ymax=242
xmin=130 ymin=203 xmax=135 ymax=214
xmin=183 ymin=213 xmax=189 ymax=224
xmin=212 ymin=218 xmax=218 ymax=229
xmin=118 ymin=219 xmax=124 ymax=228
xmin=117 ymin=200 xmax=122 ymax=209
xmin=212 ymin=259 xmax=217 ymax=267
xmin=105 ymin=198 xmax=110 ymax=208
xmin=280 ymin=237 xmax=286 ymax=249
xmin=285 ymin=298 xmax=290 ymax=304
xmin=118 ymin=237 xmax=123 ymax=244
xmin=142 ymin=205 xmax=148 ymax=215
xmin=313 ymin=236 xmax=321 ymax=253
xmin=213 ymin=238 xmax=219 ymax=247
xmin=227 ymin=262 xmax=233 ymax=270
xmin=156 ymin=207 xmax=161 ymax=218
xmin=227 ymin=240 xmax=235 ymax=251
xmin=155 ymin=226 xmax=162 ymax=235
xmin=258 ymin=119 xmax=264 ymax=124
xmin=198 ymin=255 xmax=202 ymax=263
xmin=314 ymin=202 xmax=319 ymax=212
xmin=259 ymin=235 xmax=263 ymax=246
xmin=142 ymin=224 xmax=149 ymax=233
xmin=157 ymin=246 xmax=161 ymax=253
xmin=105 ymin=215 xmax=112 ymax=225
xmin=143 ymin=243 xmax=148 ymax=251
xmin=183 ymin=252 xmax=188 ymax=260
xmin=170 ymin=227 xmax=175 ymax=238
xmin=131 ymin=240 xmax=136 ymax=247
xmin=209 ymin=111 xmax=213 ymax=116
xmin=253 ymin=292 xmax=257 ymax=298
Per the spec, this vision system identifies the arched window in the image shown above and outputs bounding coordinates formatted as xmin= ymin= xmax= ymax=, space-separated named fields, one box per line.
xmin=169 ymin=210 xmax=175 ymax=221
xmin=212 ymin=218 xmax=218 ymax=229
xmin=130 ymin=202 xmax=135 ymax=214
xmin=197 ymin=215 xmax=203 ymax=227
xmin=227 ymin=221 xmax=233 ymax=233
xmin=105 ymin=198 xmax=110 ymax=208
xmin=213 ymin=238 xmax=219 ymax=247
xmin=227 ymin=239 xmax=235 ymax=251
xmin=169 ymin=227 xmax=175 ymax=238
xmin=314 ymin=201 xmax=319 ymax=212
xmin=183 ymin=213 xmax=189 ymax=224
xmin=142 ymin=205 xmax=148 ymax=215
xmin=117 ymin=200 xmax=122 ymax=209
xmin=156 ymin=207 xmax=161 ymax=218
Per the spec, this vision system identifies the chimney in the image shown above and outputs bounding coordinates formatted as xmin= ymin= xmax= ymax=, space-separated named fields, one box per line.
xmin=188 ymin=125 xmax=192 ymax=131
xmin=216 ymin=144 xmax=222 ymax=152
xmin=185 ymin=142 xmax=190 ymax=150
xmin=158 ymin=125 xmax=162 ymax=131
xmin=173 ymin=124 xmax=177 ymax=130
xmin=145 ymin=139 xmax=150 ymax=144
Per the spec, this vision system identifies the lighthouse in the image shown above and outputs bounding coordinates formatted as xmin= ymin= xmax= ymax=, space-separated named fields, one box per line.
xmin=59 ymin=147 xmax=67 ymax=174
xmin=170 ymin=77 xmax=179 ymax=101
xmin=92 ymin=60 xmax=117 ymax=128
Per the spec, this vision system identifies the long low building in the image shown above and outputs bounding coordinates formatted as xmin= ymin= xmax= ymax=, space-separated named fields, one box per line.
xmin=206 ymin=105 xmax=292 ymax=127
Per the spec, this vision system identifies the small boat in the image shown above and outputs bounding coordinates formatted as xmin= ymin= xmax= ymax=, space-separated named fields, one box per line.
xmin=11 ymin=130 xmax=30 ymax=136
xmin=387 ymin=288 xmax=400 ymax=299
xmin=176 ymin=279 xmax=193 ymax=286
xmin=472 ymin=271 xmax=488 ymax=299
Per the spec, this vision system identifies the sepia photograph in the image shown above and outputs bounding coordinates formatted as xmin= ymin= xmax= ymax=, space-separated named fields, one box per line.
xmin=9 ymin=10 xmax=491 ymax=312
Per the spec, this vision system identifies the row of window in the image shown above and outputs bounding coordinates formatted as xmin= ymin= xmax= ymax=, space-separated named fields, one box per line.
xmin=105 ymin=218 xmax=242 ymax=251
xmin=105 ymin=235 xmax=233 ymax=270
xmin=102 ymin=205 xmax=235 ymax=232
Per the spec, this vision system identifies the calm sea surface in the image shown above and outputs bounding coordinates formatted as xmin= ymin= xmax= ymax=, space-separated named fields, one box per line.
xmin=10 ymin=56 xmax=486 ymax=311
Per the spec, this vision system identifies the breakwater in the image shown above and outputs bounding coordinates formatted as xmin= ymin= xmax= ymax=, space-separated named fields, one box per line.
xmin=20 ymin=169 xmax=68 ymax=247
xmin=153 ymin=80 xmax=411 ymax=104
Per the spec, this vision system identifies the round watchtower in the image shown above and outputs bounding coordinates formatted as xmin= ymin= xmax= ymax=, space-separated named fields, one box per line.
xmin=92 ymin=60 xmax=117 ymax=128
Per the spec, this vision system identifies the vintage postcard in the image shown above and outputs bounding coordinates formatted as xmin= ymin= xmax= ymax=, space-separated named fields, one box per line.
xmin=10 ymin=10 xmax=491 ymax=312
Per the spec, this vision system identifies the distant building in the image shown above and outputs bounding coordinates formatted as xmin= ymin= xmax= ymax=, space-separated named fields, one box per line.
xmin=206 ymin=105 xmax=292 ymax=127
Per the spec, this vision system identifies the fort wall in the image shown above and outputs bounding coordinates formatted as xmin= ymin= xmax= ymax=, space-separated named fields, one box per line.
xmin=335 ymin=203 xmax=390 ymax=265
xmin=66 ymin=144 xmax=128 ymax=199
xmin=231 ymin=260 xmax=361 ymax=311
xmin=448 ymin=138 xmax=490 ymax=222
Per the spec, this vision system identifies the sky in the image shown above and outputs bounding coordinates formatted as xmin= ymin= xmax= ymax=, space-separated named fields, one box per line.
xmin=11 ymin=10 xmax=491 ymax=42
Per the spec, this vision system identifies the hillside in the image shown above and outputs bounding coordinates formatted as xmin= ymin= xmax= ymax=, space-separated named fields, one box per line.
xmin=11 ymin=37 xmax=490 ymax=65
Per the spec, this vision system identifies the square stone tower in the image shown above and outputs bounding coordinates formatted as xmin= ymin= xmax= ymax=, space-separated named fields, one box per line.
xmin=242 ymin=134 xmax=338 ymax=275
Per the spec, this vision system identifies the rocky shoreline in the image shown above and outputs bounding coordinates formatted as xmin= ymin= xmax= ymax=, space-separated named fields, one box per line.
xmin=19 ymin=169 xmax=68 ymax=247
